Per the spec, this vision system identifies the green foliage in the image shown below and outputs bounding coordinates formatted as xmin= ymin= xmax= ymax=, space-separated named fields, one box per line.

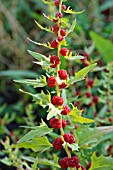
xmin=69 ymin=106 xmax=94 ymax=124
xmin=47 ymin=103 xmax=61 ymax=120
xmin=90 ymin=31 xmax=113 ymax=63
xmin=89 ymin=153 xmax=113 ymax=170
xmin=35 ymin=20 xmax=54 ymax=33
xmin=18 ymin=120 xmax=52 ymax=143
xmin=64 ymin=6 xmax=85 ymax=14
xmin=66 ymin=19 xmax=76 ymax=36
xmin=17 ymin=136 xmax=52 ymax=152
xmin=68 ymin=63 xmax=97 ymax=85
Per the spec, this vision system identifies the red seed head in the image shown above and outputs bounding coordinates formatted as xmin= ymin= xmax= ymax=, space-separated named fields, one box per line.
xmin=50 ymin=40 xmax=58 ymax=48
xmin=51 ymin=96 xmax=64 ymax=106
xmin=58 ymin=36 xmax=64 ymax=42
xmin=52 ymin=25 xmax=59 ymax=33
xmin=58 ymin=69 xmax=68 ymax=80
xmin=50 ymin=55 xmax=60 ymax=68
xmin=50 ymin=118 xmax=62 ymax=129
xmin=47 ymin=76 xmax=56 ymax=88
xmin=67 ymin=156 xmax=79 ymax=168
xmin=93 ymin=96 xmax=99 ymax=104
xmin=86 ymin=79 xmax=94 ymax=88
xmin=60 ymin=48 xmax=69 ymax=56
xmin=53 ymin=137 xmax=63 ymax=150
xmin=62 ymin=119 xmax=67 ymax=128
xmin=56 ymin=12 xmax=63 ymax=18
xmin=59 ymin=82 xmax=67 ymax=89
xmin=54 ymin=0 xmax=60 ymax=6
xmin=81 ymin=165 xmax=86 ymax=170
xmin=60 ymin=29 xmax=66 ymax=36
xmin=59 ymin=157 xmax=69 ymax=169
xmin=85 ymin=92 xmax=92 ymax=98
xmin=63 ymin=134 xmax=75 ymax=144
xmin=61 ymin=105 xmax=71 ymax=115
xmin=62 ymin=4 xmax=67 ymax=10
xmin=53 ymin=19 xmax=58 ymax=23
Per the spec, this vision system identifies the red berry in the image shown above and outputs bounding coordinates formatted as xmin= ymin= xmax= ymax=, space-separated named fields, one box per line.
xmin=56 ymin=12 xmax=63 ymax=18
xmin=86 ymin=79 xmax=94 ymax=88
xmin=87 ymin=162 xmax=92 ymax=168
xmin=62 ymin=4 xmax=67 ymax=10
xmin=81 ymin=165 xmax=86 ymax=170
xmin=59 ymin=82 xmax=67 ymax=89
xmin=60 ymin=48 xmax=69 ymax=56
xmin=54 ymin=0 xmax=60 ymax=6
xmin=67 ymin=156 xmax=79 ymax=168
xmin=50 ymin=55 xmax=60 ymax=68
xmin=51 ymin=40 xmax=58 ymax=48
xmin=58 ymin=70 xmax=68 ymax=80
xmin=63 ymin=134 xmax=75 ymax=144
xmin=93 ymin=96 xmax=99 ymax=104
xmin=53 ymin=137 xmax=63 ymax=150
xmin=59 ymin=157 xmax=69 ymax=169
xmin=53 ymin=19 xmax=58 ymax=23
xmin=76 ymin=91 xmax=81 ymax=96
xmin=62 ymin=119 xmax=67 ymax=128
xmin=51 ymin=96 xmax=64 ymax=106
xmin=52 ymin=25 xmax=59 ymax=33
xmin=84 ymin=52 xmax=89 ymax=57
xmin=47 ymin=76 xmax=56 ymax=88
xmin=50 ymin=118 xmax=62 ymax=129
xmin=61 ymin=105 xmax=71 ymax=115
xmin=58 ymin=36 xmax=64 ymax=42
xmin=74 ymin=124 xmax=78 ymax=129
xmin=85 ymin=92 xmax=91 ymax=98
xmin=60 ymin=29 xmax=66 ymax=36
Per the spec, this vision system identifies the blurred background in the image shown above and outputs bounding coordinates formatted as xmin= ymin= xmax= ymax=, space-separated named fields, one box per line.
xmin=0 ymin=0 xmax=113 ymax=169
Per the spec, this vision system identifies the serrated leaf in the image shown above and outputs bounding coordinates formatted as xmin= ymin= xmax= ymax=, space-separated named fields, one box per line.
xmin=47 ymin=103 xmax=61 ymax=120
xmin=69 ymin=106 xmax=94 ymax=124
xmin=42 ymin=0 xmax=54 ymax=5
xmin=67 ymin=143 xmax=80 ymax=151
xmin=89 ymin=153 xmax=113 ymax=170
xmin=67 ymin=19 xmax=76 ymax=35
xmin=64 ymin=6 xmax=85 ymax=14
xmin=35 ymin=20 xmax=53 ymax=33
xmin=18 ymin=120 xmax=52 ymax=143
xmin=17 ymin=136 xmax=52 ymax=152
xmin=90 ymin=31 xmax=113 ymax=63
xmin=0 ymin=157 xmax=12 ymax=166
xmin=28 ymin=38 xmax=53 ymax=49
xmin=65 ymin=55 xmax=84 ymax=61
xmin=14 ymin=75 xmax=47 ymax=88
xmin=20 ymin=89 xmax=51 ymax=108
xmin=76 ymin=125 xmax=113 ymax=148
xmin=69 ymin=63 xmax=96 ymax=85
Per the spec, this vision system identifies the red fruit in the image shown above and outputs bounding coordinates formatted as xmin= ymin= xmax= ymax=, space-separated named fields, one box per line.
xmin=85 ymin=92 xmax=91 ymax=98
xmin=63 ymin=134 xmax=75 ymax=144
xmin=60 ymin=29 xmax=66 ymax=36
xmin=58 ymin=36 xmax=64 ymax=42
xmin=67 ymin=156 xmax=79 ymax=168
xmin=54 ymin=0 xmax=60 ymax=6
xmin=51 ymin=96 xmax=64 ymax=106
xmin=81 ymin=165 xmax=86 ymax=170
xmin=86 ymin=79 xmax=94 ymax=88
xmin=58 ymin=70 xmax=68 ymax=80
xmin=62 ymin=119 xmax=67 ymax=128
xmin=47 ymin=76 xmax=56 ymax=88
xmin=84 ymin=52 xmax=89 ymax=57
xmin=53 ymin=19 xmax=58 ymax=23
xmin=56 ymin=12 xmax=63 ymax=18
xmin=53 ymin=137 xmax=63 ymax=150
xmin=52 ymin=25 xmax=59 ymax=33
xmin=62 ymin=4 xmax=67 ymax=10
xmin=51 ymin=40 xmax=58 ymax=48
xmin=60 ymin=48 xmax=69 ymax=56
xmin=50 ymin=55 xmax=60 ymax=68
xmin=61 ymin=105 xmax=71 ymax=115
xmin=50 ymin=118 xmax=62 ymax=129
xmin=59 ymin=157 xmax=69 ymax=169
xmin=59 ymin=82 xmax=67 ymax=89
xmin=76 ymin=91 xmax=81 ymax=96
xmin=93 ymin=96 xmax=99 ymax=104
xmin=87 ymin=162 xmax=92 ymax=168
xmin=74 ymin=124 xmax=78 ymax=129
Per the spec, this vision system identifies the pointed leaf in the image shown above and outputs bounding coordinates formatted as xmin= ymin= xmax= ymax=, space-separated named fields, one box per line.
xmin=64 ymin=6 xmax=85 ymax=14
xmin=28 ymin=50 xmax=49 ymax=62
xmin=67 ymin=19 xmax=76 ymax=35
xmin=0 ymin=157 xmax=12 ymax=166
xmin=42 ymin=0 xmax=54 ymax=5
xmin=18 ymin=120 xmax=52 ymax=143
xmin=69 ymin=63 xmax=97 ymax=85
xmin=67 ymin=143 xmax=80 ymax=151
xmin=35 ymin=20 xmax=53 ymax=33
xmin=69 ymin=106 xmax=94 ymax=124
xmin=17 ymin=136 xmax=52 ymax=152
xmin=89 ymin=153 xmax=113 ymax=170
xmin=47 ymin=103 xmax=61 ymax=120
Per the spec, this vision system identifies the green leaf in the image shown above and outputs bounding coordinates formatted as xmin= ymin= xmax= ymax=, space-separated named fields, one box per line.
xmin=18 ymin=120 xmax=52 ymax=143
xmin=90 ymin=31 xmax=113 ymax=63
xmin=41 ymin=0 xmax=54 ymax=5
xmin=28 ymin=50 xmax=49 ymax=62
xmin=69 ymin=63 xmax=96 ymax=85
xmin=17 ymin=136 xmax=52 ymax=152
xmin=89 ymin=153 xmax=113 ymax=170
xmin=76 ymin=125 xmax=113 ymax=148
xmin=64 ymin=6 xmax=85 ymax=14
xmin=0 ymin=157 xmax=12 ymax=166
xmin=67 ymin=143 xmax=80 ymax=151
xmin=32 ymin=157 xmax=39 ymax=170
xmin=65 ymin=55 xmax=84 ymax=61
xmin=20 ymin=89 xmax=51 ymax=108
xmin=35 ymin=20 xmax=53 ymax=33
xmin=14 ymin=75 xmax=47 ymax=88
xmin=69 ymin=106 xmax=94 ymax=124
xmin=28 ymin=38 xmax=53 ymax=49
xmin=47 ymin=103 xmax=61 ymax=120
xmin=67 ymin=19 xmax=76 ymax=35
